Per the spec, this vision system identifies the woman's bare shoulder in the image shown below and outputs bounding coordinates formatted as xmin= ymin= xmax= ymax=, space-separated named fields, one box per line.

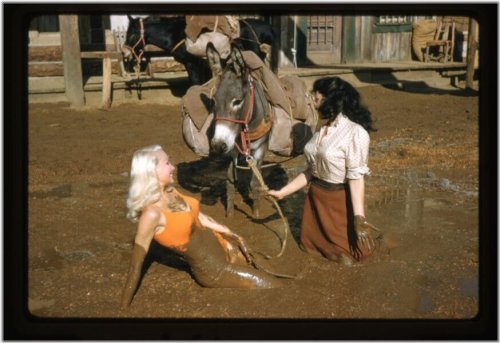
xmin=139 ymin=205 xmax=163 ymax=225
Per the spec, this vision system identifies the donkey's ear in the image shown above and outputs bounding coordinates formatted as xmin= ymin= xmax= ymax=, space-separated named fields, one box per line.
xmin=127 ymin=15 xmax=135 ymax=22
xmin=230 ymin=43 xmax=245 ymax=77
xmin=206 ymin=43 xmax=222 ymax=78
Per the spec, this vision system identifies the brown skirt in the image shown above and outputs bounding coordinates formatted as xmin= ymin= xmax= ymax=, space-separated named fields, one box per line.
xmin=300 ymin=179 xmax=371 ymax=262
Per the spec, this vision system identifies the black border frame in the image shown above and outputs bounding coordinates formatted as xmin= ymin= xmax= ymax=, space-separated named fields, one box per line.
xmin=4 ymin=2 xmax=498 ymax=340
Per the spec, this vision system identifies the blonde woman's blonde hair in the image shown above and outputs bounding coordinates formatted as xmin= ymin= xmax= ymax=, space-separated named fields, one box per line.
xmin=126 ymin=144 xmax=163 ymax=223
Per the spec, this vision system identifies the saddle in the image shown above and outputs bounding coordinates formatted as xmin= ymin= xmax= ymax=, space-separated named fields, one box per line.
xmin=185 ymin=16 xmax=240 ymax=59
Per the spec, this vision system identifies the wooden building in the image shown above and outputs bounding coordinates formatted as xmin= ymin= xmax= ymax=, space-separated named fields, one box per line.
xmin=276 ymin=15 xmax=471 ymax=66
xmin=28 ymin=14 xmax=472 ymax=79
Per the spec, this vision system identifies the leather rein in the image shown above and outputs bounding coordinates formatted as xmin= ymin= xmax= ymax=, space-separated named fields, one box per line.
xmin=122 ymin=18 xmax=146 ymax=66
xmin=214 ymin=75 xmax=272 ymax=157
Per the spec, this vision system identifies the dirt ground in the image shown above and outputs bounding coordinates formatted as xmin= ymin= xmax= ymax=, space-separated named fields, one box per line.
xmin=27 ymin=77 xmax=480 ymax=330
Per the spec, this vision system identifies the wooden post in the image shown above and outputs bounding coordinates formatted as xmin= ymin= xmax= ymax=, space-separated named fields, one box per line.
xmin=466 ymin=18 xmax=478 ymax=90
xmin=81 ymin=51 xmax=122 ymax=109
xmin=101 ymin=57 xmax=112 ymax=109
xmin=271 ymin=16 xmax=281 ymax=72
xmin=59 ymin=15 xmax=85 ymax=106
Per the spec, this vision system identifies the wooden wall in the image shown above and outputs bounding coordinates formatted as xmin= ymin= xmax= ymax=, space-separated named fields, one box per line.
xmin=371 ymin=31 xmax=412 ymax=62
xmin=342 ymin=16 xmax=413 ymax=63
xmin=28 ymin=15 xmax=185 ymax=78
xmin=28 ymin=39 xmax=185 ymax=77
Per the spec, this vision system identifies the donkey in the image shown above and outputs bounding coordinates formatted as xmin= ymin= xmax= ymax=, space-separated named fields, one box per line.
xmin=122 ymin=15 xmax=277 ymax=86
xmin=207 ymin=43 xmax=272 ymax=218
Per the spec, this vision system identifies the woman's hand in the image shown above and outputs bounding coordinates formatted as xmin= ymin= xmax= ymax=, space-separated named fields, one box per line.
xmin=268 ymin=171 xmax=311 ymax=200
xmin=354 ymin=215 xmax=383 ymax=252
xmin=227 ymin=232 xmax=253 ymax=263
xmin=267 ymin=189 xmax=284 ymax=200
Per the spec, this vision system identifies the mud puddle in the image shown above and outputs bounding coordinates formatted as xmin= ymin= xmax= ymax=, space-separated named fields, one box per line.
xmin=26 ymin=87 xmax=480 ymax=321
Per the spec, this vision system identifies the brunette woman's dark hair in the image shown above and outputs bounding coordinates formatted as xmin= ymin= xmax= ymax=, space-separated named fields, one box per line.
xmin=312 ymin=76 xmax=375 ymax=132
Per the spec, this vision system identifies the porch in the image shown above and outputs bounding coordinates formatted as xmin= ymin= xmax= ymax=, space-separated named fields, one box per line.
xmin=28 ymin=60 xmax=471 ymax=106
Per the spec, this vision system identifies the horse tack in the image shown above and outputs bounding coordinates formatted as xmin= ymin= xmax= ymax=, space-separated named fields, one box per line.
xmin=246 ymin=115 xmax=272 ymax=141
xmin=170 ymin=38 xmax=186 ymax=54
xmin=123 ymin=18 xmax=146 ymax=67
xmin=213 ymin=75 xmax=272 ymax=157
xmin=238 ymin=19 xmax=262 ymax=46
xmin=246 ymin=156 xmax=290 ymax=260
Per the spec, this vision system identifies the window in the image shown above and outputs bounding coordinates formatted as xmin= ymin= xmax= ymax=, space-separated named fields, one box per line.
xmin=373 ymin=15 xmax=412 ymax=33
xmin=29 ymin=15 xmax=59 ymax=32
xmin=377 ymin=16 xmax=411 ymax=25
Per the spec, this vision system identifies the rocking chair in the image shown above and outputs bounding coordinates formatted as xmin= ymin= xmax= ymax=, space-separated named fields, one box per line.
xmin=424 ymin=20 xmax=455 ymax=63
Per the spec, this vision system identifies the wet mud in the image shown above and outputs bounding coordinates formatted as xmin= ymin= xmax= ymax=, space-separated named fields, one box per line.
xmin=28 ymin=84 xmax=478 ymax=319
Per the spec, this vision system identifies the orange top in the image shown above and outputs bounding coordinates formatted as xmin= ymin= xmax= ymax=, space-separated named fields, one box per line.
xmin=153 ymin=192 xmax=200 ymax=251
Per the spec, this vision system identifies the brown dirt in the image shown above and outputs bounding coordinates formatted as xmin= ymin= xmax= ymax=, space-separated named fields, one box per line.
xmin=27 ymin=81 xmax=479 ymax=326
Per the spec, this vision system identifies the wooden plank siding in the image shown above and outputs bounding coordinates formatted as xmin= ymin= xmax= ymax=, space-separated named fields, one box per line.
xmin=28 ymin=41 xmax=184 ymax=77
xmin=342 ymin=16 xmax=357 ymax=63
xmin=372 ymin=31 xmax=412 ymax=62
xmin=360 ymin=17 xmax=374 ymax=61
xmin=343 ymin=15 xmax=413 ymax=63
xmin=28 ymin=14 xmax=187 ymax=78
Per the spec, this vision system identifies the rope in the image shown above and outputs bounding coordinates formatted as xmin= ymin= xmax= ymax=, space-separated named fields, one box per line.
xmin=170 ymin=38 xmax=185 ymax=54
xmin=246 ymin=157 xmax=289 ymax=260
xmin=228 ymin=233 xmax=299 ymax=279
xmin=133 ymin=64 xmax=142 ymax=100
xmin=235 ymin=152 xmax=302 ymax=171
xmin=239 ymin=19 xmax=261 ymax=45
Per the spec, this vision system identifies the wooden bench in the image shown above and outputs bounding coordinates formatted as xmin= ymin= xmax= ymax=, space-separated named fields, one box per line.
xmin=80 ymin=51 xmax=123 ymax=109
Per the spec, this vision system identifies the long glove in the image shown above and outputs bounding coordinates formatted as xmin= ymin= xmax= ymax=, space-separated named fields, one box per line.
xmin=354 ymin=215 xmax=383 ymax=252
xmin=120 ymin=243 xmax=147 ymax=308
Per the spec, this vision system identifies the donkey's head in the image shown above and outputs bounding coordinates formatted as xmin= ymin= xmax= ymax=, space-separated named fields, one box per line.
xmin=207 ymin=43 xmax=252 ymax=155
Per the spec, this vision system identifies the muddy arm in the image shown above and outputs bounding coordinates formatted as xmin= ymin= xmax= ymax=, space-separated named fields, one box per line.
xmin=121 ymin=243 xmax=147 ymax=308
xmin=198 ymin=212 xmax=237 ymax=237
xmin=197 ymin=212 xmax=253 ymax=262
xmin=121 ymin=208 xmax=159 ymax=308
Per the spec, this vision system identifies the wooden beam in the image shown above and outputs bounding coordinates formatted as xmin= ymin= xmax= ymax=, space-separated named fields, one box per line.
xmin=28 ymin=61 xmax=126 ymax=77
xmin=59 ymin=15 xmax=85 ymax=106
xmin=101 ymin=57 xmax=112 ymax=109
xmin=271 ymin=16 xmax=281 ymax=71
xmin=28 ymin=62 xmax=64 ymax=77
xmin=80 ymin=51 xmax=122 ymax=59
xmin=28 ymin=46 xmax=63 ymax=61
xmin=466 ymin=18 xmax=478 ymax=90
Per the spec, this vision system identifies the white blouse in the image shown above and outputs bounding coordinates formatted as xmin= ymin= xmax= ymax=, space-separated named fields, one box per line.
xmin=304 ymin=113 xmax=371 ymax=184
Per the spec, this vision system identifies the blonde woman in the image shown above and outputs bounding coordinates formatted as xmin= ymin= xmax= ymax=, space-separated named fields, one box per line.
xmin=121 ymin=145 xmax=281 ymax=308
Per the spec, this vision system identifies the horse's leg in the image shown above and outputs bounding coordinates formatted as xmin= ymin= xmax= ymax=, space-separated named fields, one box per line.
xmin=225 ymin=159 xmax=236 ymax=217
xmin=250 ymin=166 xmax=261 ymax=219
xmin=249 ymin=145 xmax=266 ymax=219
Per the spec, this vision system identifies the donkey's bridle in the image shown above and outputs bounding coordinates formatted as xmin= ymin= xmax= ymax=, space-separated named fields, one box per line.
xmin=123 ymin=18 xmax=187 ymax=66
xmin=122 ymin=18 xmax=146 ymax=66
xmin=214 ymin=75 xmax=263 ymax=157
